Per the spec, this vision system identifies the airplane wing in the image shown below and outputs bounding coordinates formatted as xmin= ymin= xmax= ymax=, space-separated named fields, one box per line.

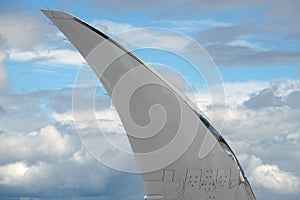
xmin=42 ymin=10 xmax=256 ymax=200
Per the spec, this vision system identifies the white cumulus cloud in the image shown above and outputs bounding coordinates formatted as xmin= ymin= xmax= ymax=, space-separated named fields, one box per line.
xmin=0 ymin=162 xmax=28 ymax=186
xmin=0 ymin=125 xmax=78 ymax=164
xmin=247 ymin=155 xmax=300 ymax=194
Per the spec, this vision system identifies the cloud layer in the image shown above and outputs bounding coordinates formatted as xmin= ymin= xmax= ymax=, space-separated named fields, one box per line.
xmin=1 ymin=73 xmax=300 ymax=199
xmin=248 ymin=155 xmax=300 ymax=194
xmin=0 ymin=2 xmax=299 ymax=199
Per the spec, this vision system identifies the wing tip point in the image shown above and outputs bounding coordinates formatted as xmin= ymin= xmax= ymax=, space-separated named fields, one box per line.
xmin=41 ymin=9 xmax=73 ymax=20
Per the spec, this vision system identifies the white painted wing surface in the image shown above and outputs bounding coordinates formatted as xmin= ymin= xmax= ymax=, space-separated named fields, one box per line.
xmin=42 ymin=10 xmax=256 ymax=200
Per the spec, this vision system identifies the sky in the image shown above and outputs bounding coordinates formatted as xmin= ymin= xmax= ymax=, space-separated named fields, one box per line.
xmin=0 ymin=0 xmax=300 ymax=199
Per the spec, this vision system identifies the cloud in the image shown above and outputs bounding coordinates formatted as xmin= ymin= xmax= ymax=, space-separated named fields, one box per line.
xmin=1 ymin=1 xmax=298 ymax=71
xmin=246 ymin=155 xmax=300 ymax=194
xmin=223 ymin=81 xmax=268 ymax=106
xmin=188 ymin=19 xmax=300 ymax=68
xmin=5 ymin=18 xmax=193 ymax=66
xmin=286 ymin=133 xmax=300 ymax=144
xmin=0 ymin=162 xmax=29 ymax=186
xmin=0 ymin=12 xmax=54 ymax=50
xmin=0 ymin=105 xmax=142 ymax=199
xmin=227 ymin=40 xmax=266 ymax=52
xmin=0 ymin=116 xmax=111 ymax=197
xmin=0 ymin=51 xmax=8 ymax=91
xmin=244 ymin=79 xmax=300 ymax=109
xmin=2 ymin=7 xmax=297 ymax=69
xmin=0 ymin=93 xmax=55 ymax=133
xmin=90 ymin=0 xmax=262 ymax=18
xmin=53 ymin=107 xmax=134 ymax=154
xmin=92 ymin=20 xmax=194 ymax=53
xmin=93 ymin=20 xmax=136 ymax=35
xmin=205 ymin=82 xmax=300 ymax=163
xmin=0 ymin=7 xmax=299 ymax=198
xmin=100 ymin=0 xmax=296 ymax=68
xmin=197 ymin=25 xmax=251 ymax=44
xmin=0 ymin=1 xmax=24 ymax=12
xmin=192 ymin=79 xmax=300 ymax=197
xmin=1 ymin=68 xmax=299 ymax=199
xmin=9 ymin=48 xmax=86 ymax=66
xmin=260 ymin=0 xmax=300 ymax=35
xmin=285 ymin=91 xmax=300 ymax=109
xmin=153 ymin=19 xmax=235 ymax=32
xmin=0 ymin=152 xmax=112 ymax=198
xmin=0 ymin=10 xmax=88 ymax=67
xmin=89 ymin=0 xmax=300 ymax=38
xmin=0 ymin=125 xmax=78 ymax=165
xmin=0 ymin=83 xmax=145 ymax=198
xmin=115 ymin=28 xmax=193 ymax=53
xmin=203 ymin=42 xmax=300 ymax=67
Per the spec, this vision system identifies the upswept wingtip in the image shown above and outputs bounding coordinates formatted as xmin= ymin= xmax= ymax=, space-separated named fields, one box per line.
xmin=41 ymin=9 xmax=73 ymax=19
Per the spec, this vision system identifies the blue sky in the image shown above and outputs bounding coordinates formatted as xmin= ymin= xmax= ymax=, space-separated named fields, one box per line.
xmin=0 ymin=1 xmax=300 ymax=200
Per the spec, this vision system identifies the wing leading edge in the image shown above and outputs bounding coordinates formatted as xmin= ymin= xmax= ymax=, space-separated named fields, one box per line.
xmin=42 ymin=10 xmax=256 ymax=200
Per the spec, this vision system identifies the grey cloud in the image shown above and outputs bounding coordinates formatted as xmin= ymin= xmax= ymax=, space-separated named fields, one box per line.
xmin=0 ymin=150 xmax=144 ymax=199
xmin=244 ymin=80 xmax=300 ymax=109
xmin=89 ymin=0 xmax=261 ymax=18
xmin=0 ymin=105 xmax=5 ymax=114
xmin=285 ymin=91 xmax=300 ymax=109
xmin=1 ymin=1 xmax=298 ymax=69
xmin=0 ymin=51 xmax=8 ymax=92
xmin=260 ymin=0 xmax=300 ymax=35
xmin=0 ymin=100 xmax=51 ymax=133
xmin=196 ymin=24 xmax=252 ymax=43
xmin=0 ymin=83 xmax=111 ymax=133
xmin=0 ymin=0 xmax=23 ymax=12
xmin=241 ymin=50 xmax=300 ymax=67
xmin=101 ymin=0 xmax=299 ymax=68
xmin=244 ymin=88 xmax=284 ymax=109
xmin=204 ymin=44 xmax=255 ymax=66
xmin=87 ymin=0 xmax=299 ymax=39
xmin=0 ymin=12 xmax=59 ymax=50
xmin=285 ymin=33 xmax=300 ymax=42
xmin=0 ymin=36 xmax=6 ymax=49
xmin=0 ymin=92 xmax=57 ymax=133
xmin=190 ymin=19 xmax=300 ymax=67
xmin=204 ymin=43 xmax=300 ymax=67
